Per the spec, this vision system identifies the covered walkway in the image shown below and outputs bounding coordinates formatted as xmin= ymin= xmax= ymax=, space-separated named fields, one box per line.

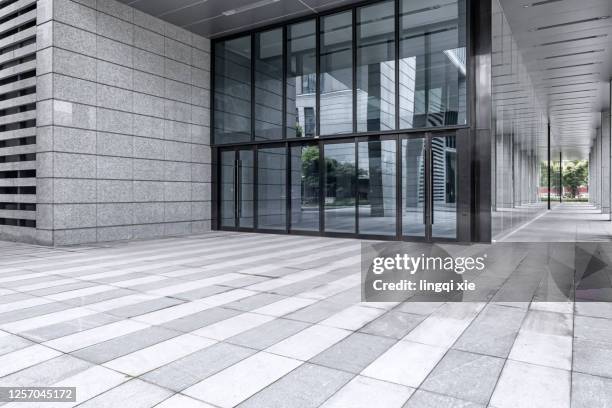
xmin=500 ymin=203 xmax=612 ymax=242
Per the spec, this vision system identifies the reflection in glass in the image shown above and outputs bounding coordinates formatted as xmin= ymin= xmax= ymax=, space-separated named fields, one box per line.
xmin=358 ymin=140 xmax=396 ymax=235
xmin=402 ymin=138 xmax=425 ymax=237
xmin=324 ymin=143 xmax=356 ymax=233
xmin=432 ymin=136 xmax=457 ymax=238
xmin=238 ymin=149 xmax=254 ymax=228
xmin=399 ymin=0 xmax=466 ymax=129
xmin=287 ymin=20 xmax=317 ymax=138
xmin=258 ymin=147 xmax=286 ymax=229
xmin=320 ymin=11 xmax=353 ymax=135
xmin=221 ymin=150 xmax=236 ymax=227
xmin=356 ymin=1 xmax=396 ymax=132
xmin=255 ymin=29 xmax=283 ymax=141
xmin=214 ymin=36 xmax=252 ymax=144
xmin=290 ymin=145 xmax=320 ymax=231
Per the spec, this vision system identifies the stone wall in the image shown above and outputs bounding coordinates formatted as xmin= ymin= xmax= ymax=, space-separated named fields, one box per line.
xmin=35 ymin=0 xmax=211 ymax=245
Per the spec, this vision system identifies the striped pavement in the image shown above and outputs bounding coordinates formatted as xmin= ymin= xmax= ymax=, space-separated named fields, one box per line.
xmin=0 ymin=232 xmax=610 ymax=407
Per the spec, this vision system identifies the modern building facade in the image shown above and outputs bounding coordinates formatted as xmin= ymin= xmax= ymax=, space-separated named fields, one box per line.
xmin=0 ymin=0 xmax=609 ymax=245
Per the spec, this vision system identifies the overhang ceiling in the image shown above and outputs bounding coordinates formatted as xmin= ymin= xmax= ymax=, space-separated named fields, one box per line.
xmin=500 ymin=0 xmax=612 ymax=160
xmin=118 ymin=0 xmax=360 ymax=38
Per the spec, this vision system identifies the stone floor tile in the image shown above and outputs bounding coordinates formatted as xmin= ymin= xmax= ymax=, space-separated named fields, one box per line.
xmin=321 ymin=375 xmax=413 ymax=408
xmin=77 ymin=378 xmax=172 ymax=408
xmin=453 ymin=304 xmax=526 ymax=357
xmin=266 ymin=324 xmax=351 ymax=361
xmin=141 ymin=342 xmax=257 ymax=391
xmin=403 ymin=390 xmax=484 ymax=408
xmin=489 ymin=360 xmax=570 ymax=408
xmin=359 ymin=311 xmax=425 ymax=339
xmin=238 ymin=363 xmax=353 ymax=408
xmin=225 ymin=317 xmax=311 ymax=350
xmin=183 ymin=351 xmax=302 ymax=408
xmin=420 ymin=349 xmax=504 ymax=404
xmin=310 ymin=332 xmax=396 ymax=374
xmin=361 ymin=340 xmax=447 ymax=387
xmin=71 ymin=326 xmax=183 ymax=364
xmin=104 ymin=333 xmax=216 ymax=376
xmin=571 ymin=372 xmax=612 ymax=408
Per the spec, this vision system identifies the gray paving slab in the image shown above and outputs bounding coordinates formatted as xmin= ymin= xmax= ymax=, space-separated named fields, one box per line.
xmin=0 ymin=355 xmax=92 ymax=387
xmin=571 ymin=372 xmax=612 ymax=408
xmin=359 ymin=311 xmax=425 ymax=339
xmin=226 ymin=318 xmax=311 ymax=350
xmin=71 ymin=326 xmax=184 ymax=364
xmin=20 ymin=313 xmax=121 ymax=342
xmin=237 ymin=363 xmax=354 ymax=408
xmin=310 ymin=332 xmax=396 ymax=374
xmin=420 ymin=350 xmax=504 ymax=404
xmin=141 ymin=342 xmax=257 ymax=391
xmin=0 ymin=231 xmax=609 ymax=408
xmin=453 ymin=304 xmax=526 ymax=357
xmin=403 ymin=390 xmax=484 ymax=408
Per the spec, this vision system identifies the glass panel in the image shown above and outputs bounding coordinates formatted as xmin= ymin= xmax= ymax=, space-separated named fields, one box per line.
xmin=402 ymin=138 xmax=425 ymax=237
xmin=358 ymin=139 xmax=396 ymax=235
xmin=221 ymin=150 xmax=236 ymax=227
xmin=238 ymin=149 xmax=254 ymax=228
xmin=356 ymin=1 xmax=396 ymax=132
xmin=255 ymin=29 xmax=283 ymax=141
xmin=432 ymin=135 xmax=457 ymax=238
xmin=320 ymin=11 xmax=353 ymax=135
xmin=214 ymin=36 xmax=252 ymax=144
xmin=324 ymin=142 xmax=356 ymax=233
xmin=258 ymin=147 xmax=287 ymax=229
xmin=290 ymin=145 xmax=320 ymax=231
xmin=287 ymin=20 xmax=317 ymax=138
xmin=399 ymin=0 xmax=466 ymax=129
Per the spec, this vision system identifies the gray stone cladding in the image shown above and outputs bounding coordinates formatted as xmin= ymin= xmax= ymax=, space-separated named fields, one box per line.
xmin=35 ymin=0 xmax=211 ymax=245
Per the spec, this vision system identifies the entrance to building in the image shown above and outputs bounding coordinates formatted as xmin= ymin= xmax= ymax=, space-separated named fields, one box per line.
xmin=220 ymin=147 xmax=254 ymax=230
xmin=217 ymin=132 xmax=457 ymax=242
xmin=401 ymin=133 xmax=457 ymax=241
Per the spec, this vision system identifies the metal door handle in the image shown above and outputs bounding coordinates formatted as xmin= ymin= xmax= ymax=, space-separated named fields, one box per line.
xmin=237 ymin=160 xmax=242 ymax=218
xmin=430 ymin=146 xmax=434 ymax=225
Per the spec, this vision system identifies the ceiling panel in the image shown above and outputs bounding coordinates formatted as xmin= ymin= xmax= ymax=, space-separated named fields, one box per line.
xmin=117 ymin=0 xmax=354 ymax=38
xmin=500 ymin=0 xmax=612 ymax=159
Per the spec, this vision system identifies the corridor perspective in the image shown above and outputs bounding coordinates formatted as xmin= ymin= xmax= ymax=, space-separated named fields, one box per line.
xmin=500 ymin=203 xmax=612 ymax=242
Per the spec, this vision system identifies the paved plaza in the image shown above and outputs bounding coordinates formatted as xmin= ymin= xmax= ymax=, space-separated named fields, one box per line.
xmin=0 ymin=231 xmax=611 ymax=407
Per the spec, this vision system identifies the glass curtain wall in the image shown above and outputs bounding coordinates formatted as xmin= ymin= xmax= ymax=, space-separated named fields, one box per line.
xmin=320 ymin=11 xmax=353 ymax=135
xmin=214 ymin=36 xmax=252 ymax=144
xmin=290 ymin=145 xmax=320 ymax=231
xmin=491 ymin=0 xmax=545 ymax=239
xmin=255 ymin=29 xmax=284 ymax=141
xmin=324 ymin=142 xmax=356 ymax=233
xmin=358 ymin=139 xmax=396 ymax=235
xmin=213 ymin=0 xmax=468 ymax=242
xmin=287 ymin=20 xmax=317 ymax=138
xmin=356 ymin=1 xmax=396 ymax=132
xmin=258 ymin=147 xmax=286 ymax=229
xmin=213 ymin=0 xmax=467 ymax=144
xmin=399 ymin=0 xmax=466 ymax=129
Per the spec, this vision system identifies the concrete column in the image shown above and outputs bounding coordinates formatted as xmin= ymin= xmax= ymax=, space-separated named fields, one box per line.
xmin=601 ymin=110 xmax=611 ymax=218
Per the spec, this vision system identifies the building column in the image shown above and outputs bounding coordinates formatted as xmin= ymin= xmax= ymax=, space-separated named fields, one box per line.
xmin=465 ymin=0 xmax=492 ymax=242
xmin=601 ymin=111 xmax=611 ymax=217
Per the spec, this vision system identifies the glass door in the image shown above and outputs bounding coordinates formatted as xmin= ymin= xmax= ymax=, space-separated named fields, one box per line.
xmin=219 ymin=147 xmax=254 ymax=230
xmin=401 ymin=133 xmax=457 ymax=241
xmin=430 ymin=134 xmax=457 ymax=239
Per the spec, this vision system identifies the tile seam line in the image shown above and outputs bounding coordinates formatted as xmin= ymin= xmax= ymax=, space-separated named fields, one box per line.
xmin=43 ymin=20 xmax=210 ymax=70
xmin=47 ymin=1 xmax=209 ymax=51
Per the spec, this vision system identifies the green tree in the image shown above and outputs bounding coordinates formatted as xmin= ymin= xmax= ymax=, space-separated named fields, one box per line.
xmin=562 ymin=160 xmax=588 ymax=198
